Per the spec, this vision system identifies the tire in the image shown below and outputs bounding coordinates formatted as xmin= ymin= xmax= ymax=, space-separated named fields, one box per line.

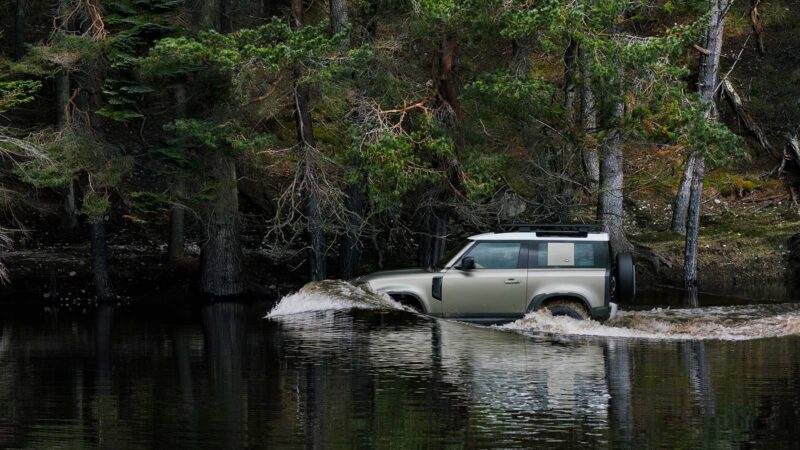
xmin=545 ymin=299 xmax=590 ymax=320
xmin=614 ymin=252 xmax=636 ymax=304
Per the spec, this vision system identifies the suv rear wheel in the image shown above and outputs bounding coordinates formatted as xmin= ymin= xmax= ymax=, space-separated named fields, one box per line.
xmin=545 ymin=299 xmax=590 ymax=320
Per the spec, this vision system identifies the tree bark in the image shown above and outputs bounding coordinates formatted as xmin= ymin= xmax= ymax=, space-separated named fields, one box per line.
xmin=168 ymin=84 xmax=188 ymax=263
xmin=597 ymin=101 xmax=632 ymax=256
xmin=89 ymin=219 xmax=114 ymax=302
xmin=340 ymin=178 xmax=366 ymax=280
xmin=168 ymin=178 xmax=186 ymax=262
xmin=293 ymin=0 xmax=327 ymax=281
xmin=330 ymin=0 xmax=349 ymax=35
xmin=14 ymin=0 xmax=25 ymax=61
xmin=56 ymin=70 xmax=70 ymax=128
xmin=417 ymin=208 xmax=449 ymax=269
xmin=564 ymin=38 xmax=578 ymax=127
xmin=671 ymin=153 xmax=696 ymax=235
xmin=200 ymin=153 xmax=245 ymax=296
xmin=684 ymin=155 xmax=705 ymax=287
xmin=511 ymin=36 xmax=532 ymax=76
xmin=580 ymin=46 xmax=599 ymax=191
xmin=683 ymin=0 xmax=729 ymax=287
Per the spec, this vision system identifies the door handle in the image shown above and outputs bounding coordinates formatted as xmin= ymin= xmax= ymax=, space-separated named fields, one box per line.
xmin=504 ymin=279 xmax=520 ymax=285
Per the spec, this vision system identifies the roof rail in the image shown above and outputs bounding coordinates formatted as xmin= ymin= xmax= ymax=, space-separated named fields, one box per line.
xmin=498 ymin=223 xmax=605 ymax=236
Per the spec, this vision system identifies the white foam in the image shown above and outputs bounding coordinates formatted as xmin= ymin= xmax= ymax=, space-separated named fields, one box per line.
xmin=501 ymin=304 xmax=800 ymax=341
xmin=265 ymin=280 xmax=405 ymax=318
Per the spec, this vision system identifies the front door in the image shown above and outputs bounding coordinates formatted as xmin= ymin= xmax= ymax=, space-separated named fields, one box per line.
xmin=442 ymin=241 xmax=527 ymax=319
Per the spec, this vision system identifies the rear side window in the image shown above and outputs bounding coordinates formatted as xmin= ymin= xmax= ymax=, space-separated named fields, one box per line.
xmin=463 ymin=242 xmax=523 ymax=269
xmin=529 ymin=241 xmax=608 ymax=268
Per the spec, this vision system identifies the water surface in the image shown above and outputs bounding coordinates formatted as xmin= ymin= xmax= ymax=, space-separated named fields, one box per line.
xmin=1 ymin=285 xmax=799 ymax=448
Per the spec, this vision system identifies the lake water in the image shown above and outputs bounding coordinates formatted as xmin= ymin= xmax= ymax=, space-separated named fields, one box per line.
xmin=1 ymin=283 xmax=800 ymax=448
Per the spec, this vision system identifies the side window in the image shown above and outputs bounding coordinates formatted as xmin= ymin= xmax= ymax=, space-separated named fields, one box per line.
xmin=529 ymin=242 xmax=608 ymax=268
xmin=463 ymin=242 xmax=523 ymax=269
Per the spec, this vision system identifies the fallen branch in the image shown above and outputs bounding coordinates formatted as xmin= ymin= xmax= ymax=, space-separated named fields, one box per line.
xmin=721 ymin=79 xmax=772 ymax=152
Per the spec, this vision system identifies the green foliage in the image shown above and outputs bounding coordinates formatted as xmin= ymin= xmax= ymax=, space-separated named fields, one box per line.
xmin=14 ymin=32 xmax=106 ymax=75
xmin=677 ymin=98 xmax=742 ymax=165
xmin=97 ymin=0 xmax=182 ymax=122
xmin=0 ymin=80 xmax=41 ymax=113
xmin=129 ymin=191 xmax=171 ymax=218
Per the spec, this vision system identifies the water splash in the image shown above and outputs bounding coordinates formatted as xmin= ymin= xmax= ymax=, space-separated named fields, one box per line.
xmin=501 ymin=304 xmax=800 ymax=341
xmin=265 ymin=280 xmax=405 ymax=318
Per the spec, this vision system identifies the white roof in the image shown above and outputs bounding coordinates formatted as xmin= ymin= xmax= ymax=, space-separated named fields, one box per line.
xmin=468 ymin=232 xmax=609 ymax=242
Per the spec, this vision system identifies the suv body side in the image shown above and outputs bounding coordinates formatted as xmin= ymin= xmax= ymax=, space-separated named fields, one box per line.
xmin=359 ymin=231 xmax=614 ymax=322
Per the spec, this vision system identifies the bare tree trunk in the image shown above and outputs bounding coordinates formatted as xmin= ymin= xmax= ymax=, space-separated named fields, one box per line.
xmin=200 ymin=154 xmax=244 ymax=295
xmin=511 ymin=36 xmax=532 ymax=76
xmin=168 ymin=178 xmax=186 ymax=262
xmin=580 ymin=46 xmax=599 ymax=191
xmin=684 ymin=0 xmax=729 ymax=288
xmin=564 ymin=38 xmax=578 ymax=127
xmin=330 ymin=0 xmax=349 ymax=35
xmin=89 ymin=218 xmax=114 ymax=302
xmin=168 ymin=84 xmax=187 ymax=263
xmin=598 ymin=101 xmax=632 ymax=256
xmin=56 ymin=70 xmax=70 ymax=128
xmin=14 ymin=0 xmax=25 ymax=61
xmin=684 ymin=156 xmax=705 ymax=287
xmin=671 ymin=153 xmax=696 ymax=235
xmin=293 ymin=0 xmax=327 ymax=281
xmin=340 ymin=179 xmax=365 ymax=280
xmin=417 ymin=208 xmax=449 ymax=269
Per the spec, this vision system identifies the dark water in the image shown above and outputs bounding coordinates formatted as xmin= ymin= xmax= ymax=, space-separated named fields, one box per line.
xmin=2 ymin=288 xmax=800 ymax=448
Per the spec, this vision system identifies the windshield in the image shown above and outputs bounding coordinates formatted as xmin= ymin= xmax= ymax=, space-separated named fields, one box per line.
xmin=434 ymin=242 xmax=471 ymax=269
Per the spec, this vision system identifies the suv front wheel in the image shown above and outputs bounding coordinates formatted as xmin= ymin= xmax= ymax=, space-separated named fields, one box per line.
xmin=545 ymin=299 xmax=590 ymax=320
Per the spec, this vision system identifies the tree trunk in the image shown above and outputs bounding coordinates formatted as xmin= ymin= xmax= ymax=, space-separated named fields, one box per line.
xmin=14 ymin=0 xmax=25 ymax=61
xmin=330 ymin=0 xmax=349 ymax=35
xmin=684 ymin=155 xmax=705 ymax=287
xmin=671 ymin=153 xmax=696 ymax=235
xmin=597 ymin=101 xmax=632 ymax=256
xmin=293 ymin=0 xmax=327 ymax=281
xmin=168 ymin=84 xmax=187 ymax=263
xmin=683 ymin=0 xmax=729 ymax=287
xmin=417 ymin=208 xmax=449 ymax=269
xmin=56 ymin=70 xmax=70 ymax=128
xmin=511 ymin=36 xmax=532 ymax=76
xmin=340 ymin=179 xmax=365 ymax=280
xmin=89 ymin=219 xmax=114 ymax=302
xmin=200 ymin=154 xmax=244 ymax=296
xmin=62 ymin=179 xmax=80 ymax=230
xmin=168 ymin=178 xmax=186 ymax=262
xmin=564 ymin=38 xmax=578 ymax=127
xmin=580 ymin=46 xmax=599 ymax=191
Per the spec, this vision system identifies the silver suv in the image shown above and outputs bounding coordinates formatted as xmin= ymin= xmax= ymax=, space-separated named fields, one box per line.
xmin=356 ymin=224 xmax=635 ymax=322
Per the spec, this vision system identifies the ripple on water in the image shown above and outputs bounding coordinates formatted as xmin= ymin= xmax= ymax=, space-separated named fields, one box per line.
xmin=501 ymin=304 xmax=800 ymax=341
xmin=267 ymin=281 xmax=800 ymax=341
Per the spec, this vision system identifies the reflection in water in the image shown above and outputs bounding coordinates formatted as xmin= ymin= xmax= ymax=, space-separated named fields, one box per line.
xmin=201 ymin=302 xmax=248 ymax=448
xmin=0 ymin=298 xmax=799 ymax=448
xmin=605 ymin=340 xmax=633 ymax=443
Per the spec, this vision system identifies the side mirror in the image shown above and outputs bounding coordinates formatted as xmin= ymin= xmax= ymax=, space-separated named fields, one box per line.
xmin=460 ymin=256 xmax=476 ymax=270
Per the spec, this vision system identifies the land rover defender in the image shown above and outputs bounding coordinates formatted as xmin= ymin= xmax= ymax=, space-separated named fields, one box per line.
xmin=355 ymin=224 xmax=635 ymax=323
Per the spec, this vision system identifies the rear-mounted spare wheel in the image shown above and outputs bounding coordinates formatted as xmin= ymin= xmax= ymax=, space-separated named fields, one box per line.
xmin=614 ymin=252 xmax=636 ymax=303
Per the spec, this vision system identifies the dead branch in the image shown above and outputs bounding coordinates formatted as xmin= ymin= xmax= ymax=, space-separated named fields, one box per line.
xmin=750 ymin=0 xmax=765 ymax=55
xmin=721 ymin=79 xmax=772 ymax=152
xmin=55 ymin=0 xmax=107 ymax=41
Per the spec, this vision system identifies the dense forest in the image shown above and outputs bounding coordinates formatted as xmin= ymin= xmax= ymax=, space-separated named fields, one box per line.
xmin=1 ymin=0 xmax=799 ymax=300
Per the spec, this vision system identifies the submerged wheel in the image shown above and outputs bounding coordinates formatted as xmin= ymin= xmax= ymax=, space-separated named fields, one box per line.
xmin=614 ymin=252 xmax=636 ymax=304
xmin=545 ymin=299 xmax=590 ymax=320
xmin=390 ymin=294 xmax=425 ymax=313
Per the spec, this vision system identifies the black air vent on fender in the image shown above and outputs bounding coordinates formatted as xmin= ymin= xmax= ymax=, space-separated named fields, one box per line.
xmin=432 ymin=276 xmax=442 ymax=300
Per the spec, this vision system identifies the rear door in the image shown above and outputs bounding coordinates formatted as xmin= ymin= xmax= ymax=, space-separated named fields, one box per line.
xmin=526 ymin=240 xmax=609 ymax=308
xmin=442 ymin=241 xmax=528 ymax=319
